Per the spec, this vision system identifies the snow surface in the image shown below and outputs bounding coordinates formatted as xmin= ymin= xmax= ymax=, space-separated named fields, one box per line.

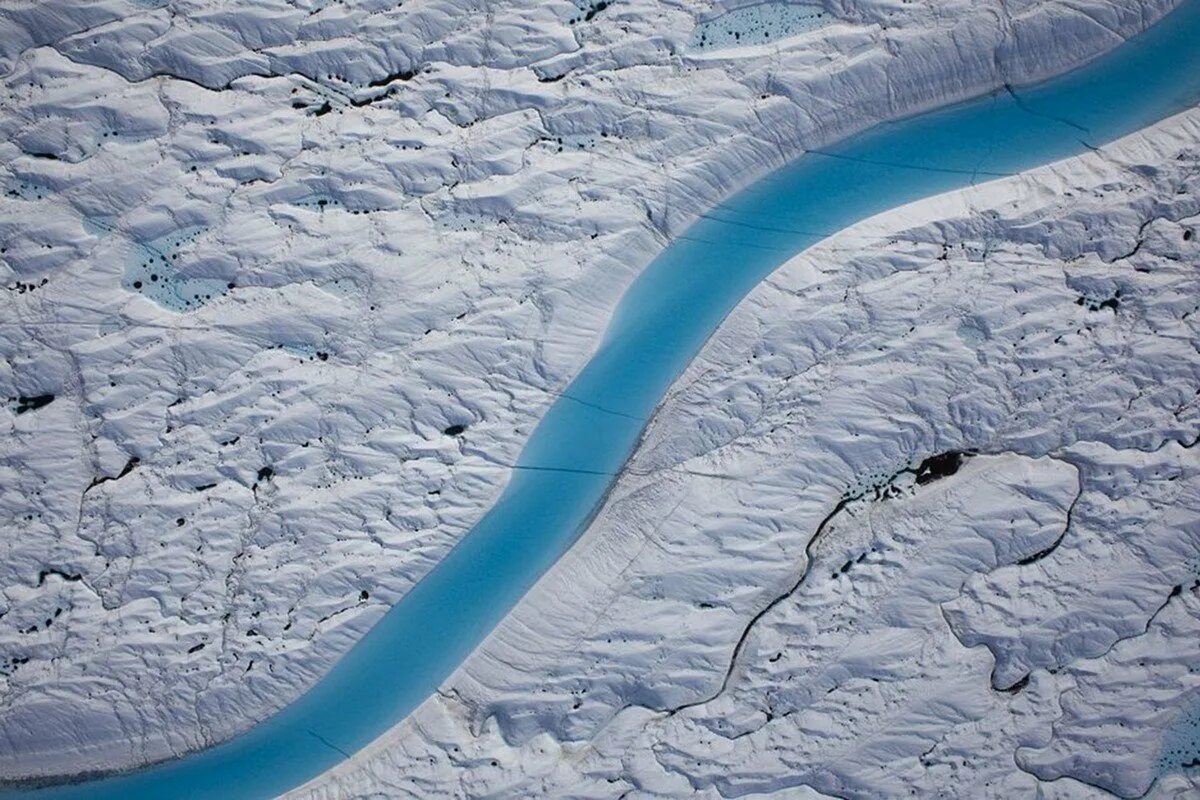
xmin=0 ymin=0 xmax=1185 ymax=786
xmin=289 ymin=106 xmax=1200 ymax=798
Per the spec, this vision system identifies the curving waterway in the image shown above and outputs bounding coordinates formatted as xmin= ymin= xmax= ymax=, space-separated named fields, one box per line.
xmin=11 ymin=3 xmax=1200 ymax=797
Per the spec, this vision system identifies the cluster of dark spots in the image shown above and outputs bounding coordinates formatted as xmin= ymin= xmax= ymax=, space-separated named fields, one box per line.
xmin=28 ymin=607 xmax=66 ymax=632
xmin=6 ymin=276 xmax=50 ymax=294
xmin=443 ymin=424 xmax=466 ymax=436
xmin=1076 ymin=289 xmax=1121 ymax=312
xmin=832 ymin=549 xmax=872 ymax=580
xmin=0 ymin=656 xmax=30 ymax=675
xmin=914 ymin=451 xmax=964 ymax=485
xmin=13 ymin=394 xmax=54 ymax=414
xmin=568 ymin=0 xmax=609 ymax=23
xmin=6 ymin=185 xmax=45 ymax=200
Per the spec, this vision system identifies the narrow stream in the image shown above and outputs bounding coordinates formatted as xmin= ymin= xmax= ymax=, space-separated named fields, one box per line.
xmin=12 ymin=3 xmax=1200 ymax=797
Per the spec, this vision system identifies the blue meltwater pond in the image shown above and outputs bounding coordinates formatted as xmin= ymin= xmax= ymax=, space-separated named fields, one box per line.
xmin=12 ymin=3 xmax=1200 ymax=797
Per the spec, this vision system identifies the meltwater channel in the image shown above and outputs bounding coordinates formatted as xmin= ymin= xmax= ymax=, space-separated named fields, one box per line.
xmin=12 ymin=3 xmax=1200 ymax=797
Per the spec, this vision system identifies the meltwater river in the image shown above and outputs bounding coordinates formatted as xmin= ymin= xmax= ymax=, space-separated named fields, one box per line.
xmin=12 ymin=3 xmax=1200 ymax=798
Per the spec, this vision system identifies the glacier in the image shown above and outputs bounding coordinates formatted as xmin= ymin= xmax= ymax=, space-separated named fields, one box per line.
xmin=1 ymin=0 xmax=1198 ymax=797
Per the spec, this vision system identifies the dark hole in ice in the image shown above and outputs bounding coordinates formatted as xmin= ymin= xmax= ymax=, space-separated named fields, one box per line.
xmin=443 ymin=424 xmax=466 ymax=436
xmin=14 ymin=394 xmax=54 ymax=414
xmin=584 ymin=1 xmax=608 ymax=21
xmin=359 ymin=590 xmax=369 ymax=601
xmin=368 ymin=69 xmax=416 ymax=87
xmin=1077 ymin=295 xmax=1119 ymax=312
xmin=257 ymin=466 xmax=274 ymax=481
xmin=187 ymin=643 xmax=205 ymax=654
xmin=914 ymin=451 xmax=964 ymax=485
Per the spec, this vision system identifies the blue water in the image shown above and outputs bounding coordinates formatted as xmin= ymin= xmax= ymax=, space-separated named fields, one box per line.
xmin=11 ymin=4 xmax=1200 ymax=798
xmin=1160 ymin=693 xmax=1200 ymax=774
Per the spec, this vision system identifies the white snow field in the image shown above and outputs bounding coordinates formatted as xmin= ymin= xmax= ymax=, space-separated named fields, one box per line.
xmin=290 ymin=105 xmax=1200 ymax=800
xmin=0 ymin=0 xmax=1190 ymax=790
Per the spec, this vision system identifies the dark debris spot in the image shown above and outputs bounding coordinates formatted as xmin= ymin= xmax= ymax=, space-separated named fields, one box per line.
xmin=443 ymin=424 xmax=466 ymax=436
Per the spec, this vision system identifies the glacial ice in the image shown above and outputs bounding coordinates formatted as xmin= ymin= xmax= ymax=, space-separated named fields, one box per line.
xmin=291 ymin=105 xmax=1200 ymax=799
xmin=0 ymin=0 xmax=1193 ymax=793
